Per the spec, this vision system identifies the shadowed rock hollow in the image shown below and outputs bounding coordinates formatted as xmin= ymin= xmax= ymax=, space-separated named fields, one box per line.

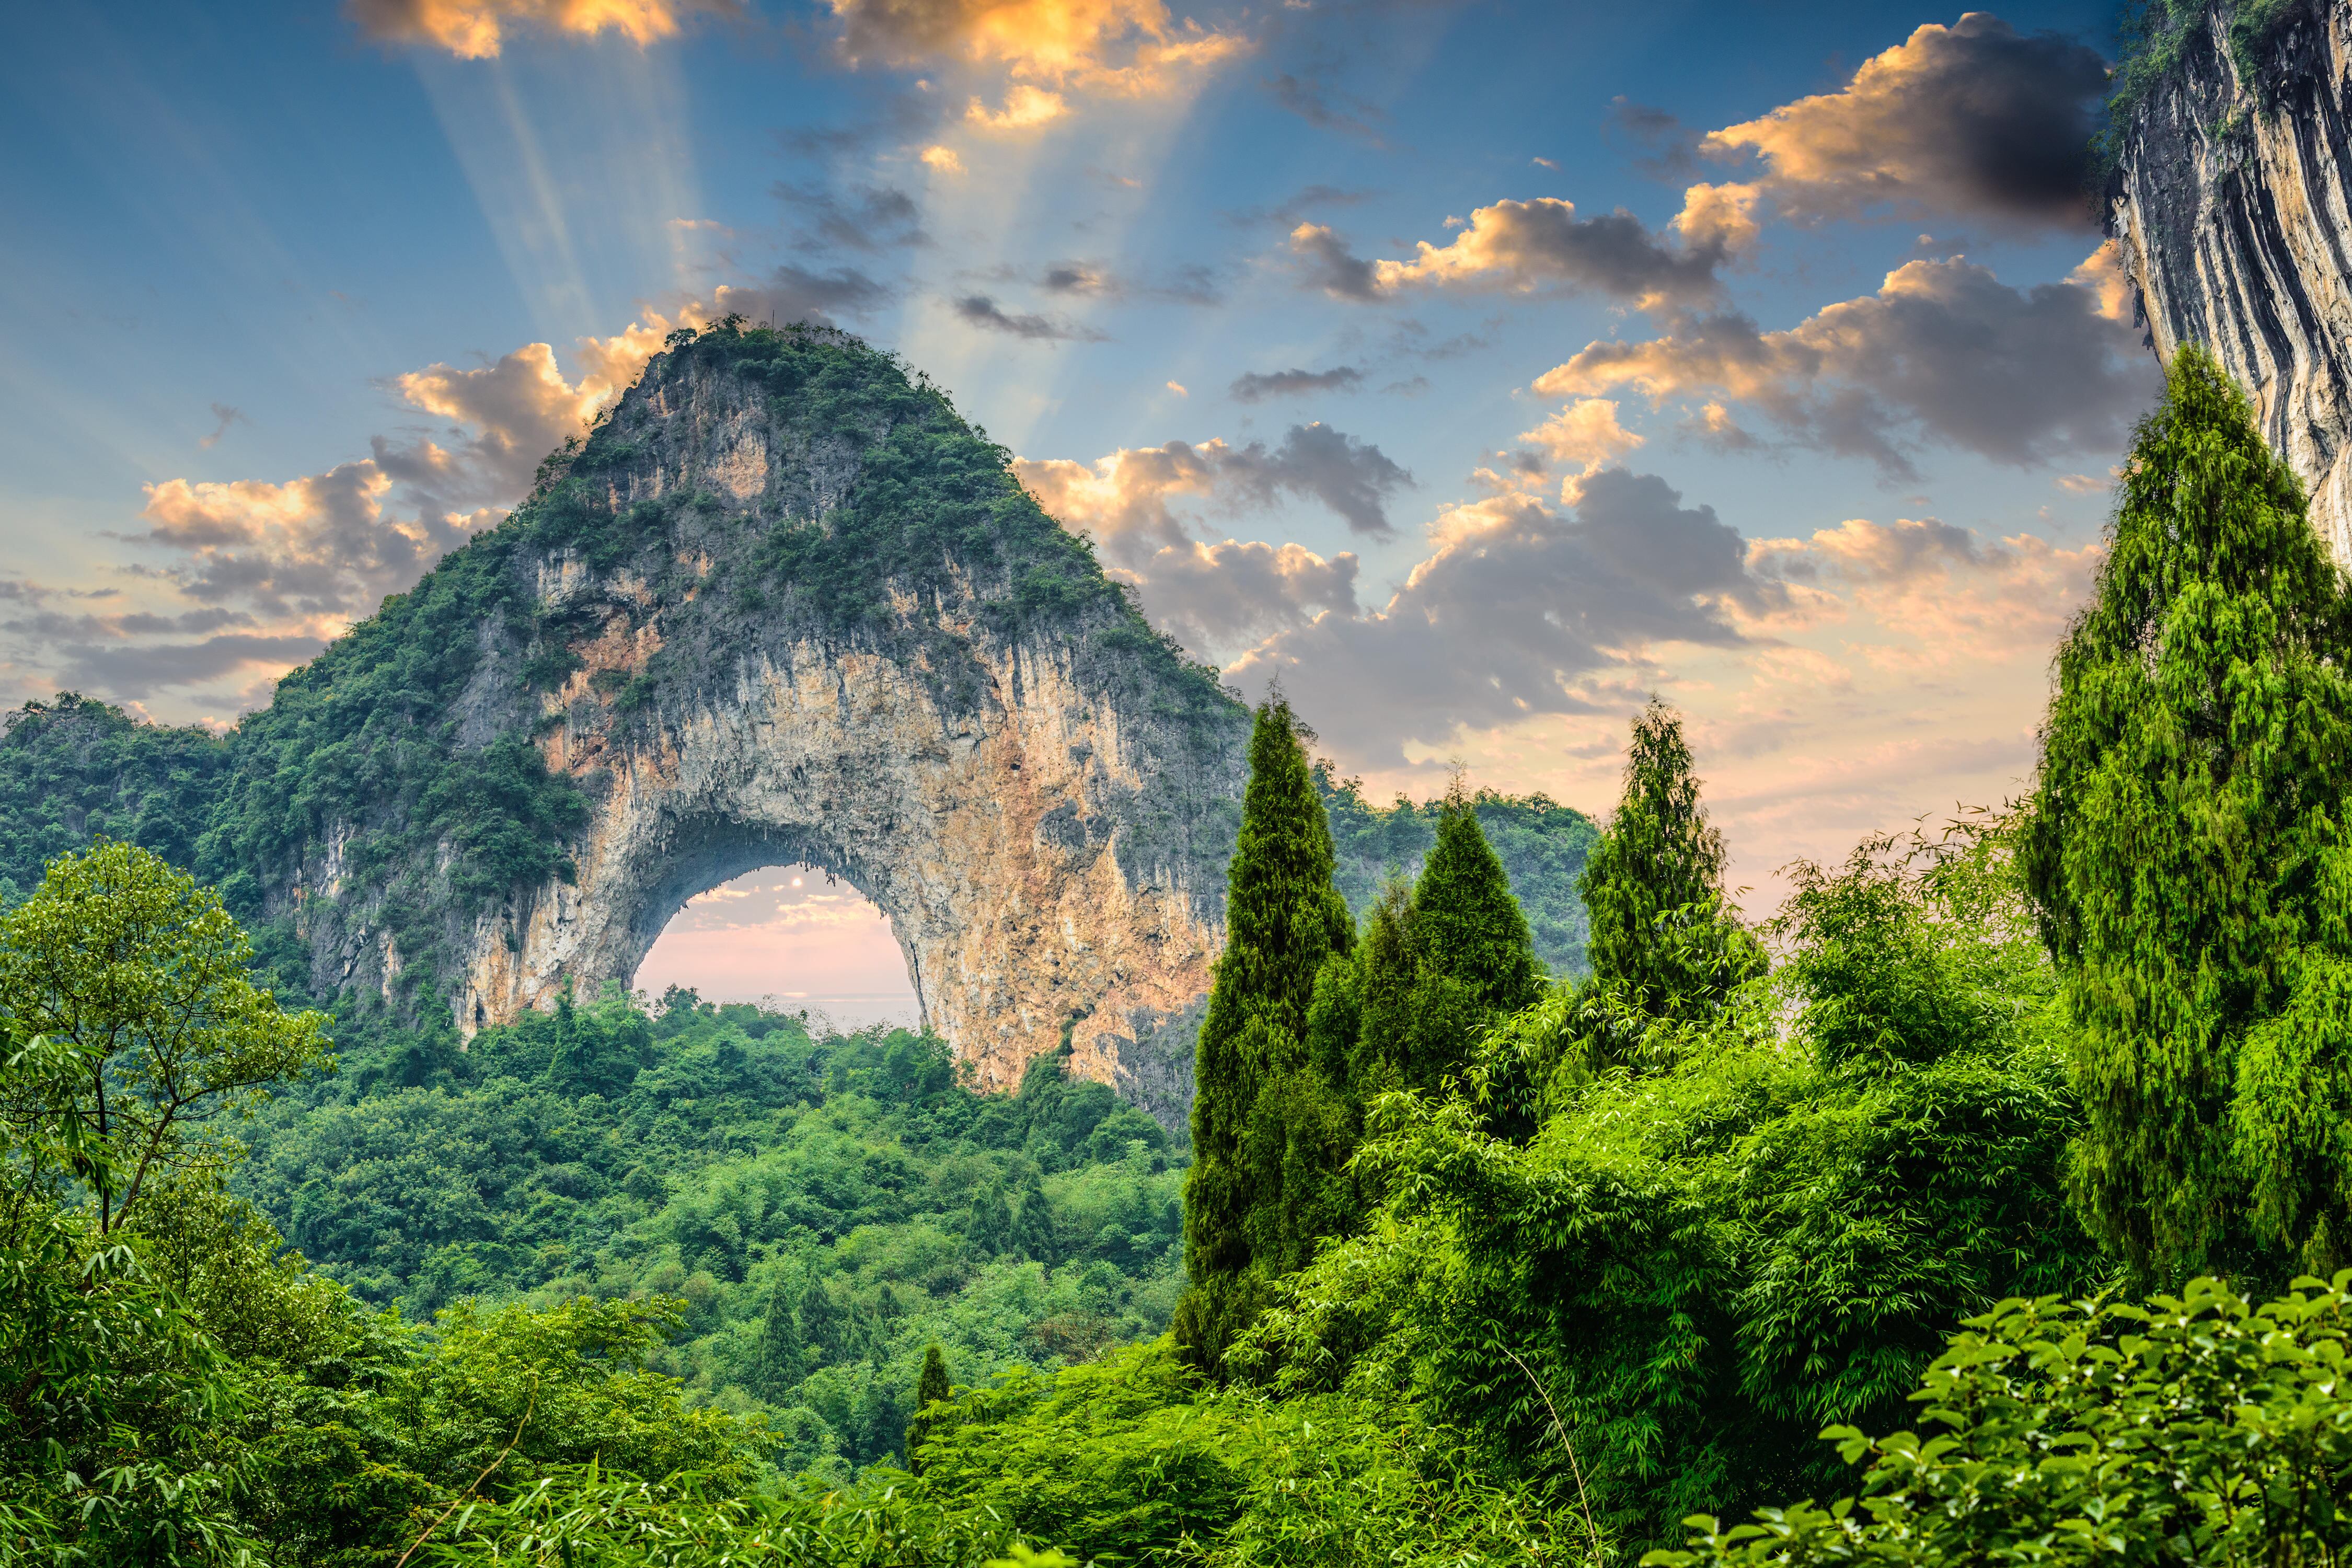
xmin=213 ymin=325 xmax=1249 ymax=1123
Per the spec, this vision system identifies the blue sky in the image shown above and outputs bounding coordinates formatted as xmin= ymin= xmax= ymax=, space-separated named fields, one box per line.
xmin=1 ymin=0 xmax=2157 ymax=919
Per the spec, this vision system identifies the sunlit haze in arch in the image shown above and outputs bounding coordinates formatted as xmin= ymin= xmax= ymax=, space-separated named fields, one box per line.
xmin=635 ymin=868 xmax=921 ymax=1031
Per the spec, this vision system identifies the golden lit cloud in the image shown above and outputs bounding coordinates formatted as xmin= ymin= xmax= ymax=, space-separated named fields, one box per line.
xmin=346 ymin=0 xmax=736 ymax=59
xmin=920 ymin=144 xmax=967 ymax=173
xmin=965 ymin=83 xmax=1069 ymax=129
xmin=824 ymin=0 xmax=1248 ymax=101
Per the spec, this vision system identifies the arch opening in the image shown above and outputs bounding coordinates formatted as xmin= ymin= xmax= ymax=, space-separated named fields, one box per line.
xmin=633 ymin=863 xmax=922 ymax=1033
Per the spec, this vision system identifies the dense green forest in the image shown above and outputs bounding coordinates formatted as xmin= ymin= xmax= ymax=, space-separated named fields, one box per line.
xmin=17 ymin=339 xmax=2352 ymax=1565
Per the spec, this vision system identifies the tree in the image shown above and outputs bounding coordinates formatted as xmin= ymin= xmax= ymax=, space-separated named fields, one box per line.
xmin=0 ymin=839 xmax=331 ymax=1233
xmin=799 ymin=1280 xmax=846 ymax=1369
xmin=1578 ymin=700 xmax=1761 ymax=1022
xmin=967 ymin=1180 xmax=1013 ymax=1256
xmin=1175 ymin=695 xmax=1354 ymax=1375
xmin=1395 ymin=787 xmax=1542 ymax=1091
xmin=1009 ymin=1171 xmax=1057 ymax=1265
xmin=756 ymin=1275 xmax=805 ymax=1399
xmin=2021 ymin=345 xmax=2352 ymax=1287
xmin=904 ymin=1343 xmax=951 ymax=1475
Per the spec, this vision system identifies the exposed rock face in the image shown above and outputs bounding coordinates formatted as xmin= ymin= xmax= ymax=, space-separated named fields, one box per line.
xmin=262 ymin=329 xmax=1248 ymax=1125
xmin=2110 ymin=0 xmax=2352 ymax=559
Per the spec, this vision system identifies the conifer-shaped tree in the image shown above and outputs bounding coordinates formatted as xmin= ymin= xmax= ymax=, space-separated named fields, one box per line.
xmin=1352 ymin=877 xmax=1419 ymax=1094
xmin=904 ymin=1343 xmax=952 ymax=1475
xmin=1578 ymin=698 xmax=1761 ymax=1018
xmin=798 ymin=1279 xmax=845 ymax=1369
xmin=2023 ymin=345 xmax=2352 ymax=1286
xmin=756 ymin=1275 xmax=805 ymax=1399
xmin=1400 ymin=787 xmax=1543 ymax=1090
xmin=1175 ymin=694 xmax=1353 ymax=1374
xmin=966 ymin=1180 xmax=1012 ymax=1256
xmin=1008 ymin=1170 xmax=1056 ymax=1264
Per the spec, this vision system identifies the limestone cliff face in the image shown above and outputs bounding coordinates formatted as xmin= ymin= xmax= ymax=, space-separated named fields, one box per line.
xmin=2110 ymin=0 xmax=2352 ymax=559
xmin=264 ymin=328 xmax=1247 ymax=1125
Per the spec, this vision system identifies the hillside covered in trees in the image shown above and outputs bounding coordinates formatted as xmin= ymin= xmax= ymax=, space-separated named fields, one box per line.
xmin=17 ymin=338 xmax=2352 ymax=1567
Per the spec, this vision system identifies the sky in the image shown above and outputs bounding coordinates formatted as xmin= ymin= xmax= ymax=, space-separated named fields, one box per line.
xmin=0 ymin=0 xmax=2156 ymax=1008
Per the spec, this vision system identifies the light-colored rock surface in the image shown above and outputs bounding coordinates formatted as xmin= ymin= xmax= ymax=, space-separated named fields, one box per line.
xmin=287 ymin=338 xmax=1246 ymax=1125
xmin=2111 ymin=0 xmax=2352 ymax=560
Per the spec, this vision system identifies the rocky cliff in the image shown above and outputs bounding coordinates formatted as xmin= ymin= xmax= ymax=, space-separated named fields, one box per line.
xmin=2109 ymin=0 xmax=2352 ymax=559
xmin=204 ymin=325 xmax=1248 ymax=1123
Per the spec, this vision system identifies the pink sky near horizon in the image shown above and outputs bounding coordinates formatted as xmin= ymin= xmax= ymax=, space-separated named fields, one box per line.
xmin=635 ymin=868 xmax=921 ymax=1031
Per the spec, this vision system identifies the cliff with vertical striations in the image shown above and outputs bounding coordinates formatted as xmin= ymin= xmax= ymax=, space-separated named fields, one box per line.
xmin=188 ymin=325 xmax=1247 ymax=1126
xmin=2109 ymin=0 xmax=2352 ymax=559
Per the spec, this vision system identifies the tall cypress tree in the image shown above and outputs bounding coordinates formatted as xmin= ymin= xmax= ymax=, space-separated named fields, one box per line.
xmin=1578 ymin=698 xmax=1761 ymax=1018
xmin=1401 ymin=787 xmax=1543 ymax=1090
xmin=1175 ymin=695 xmax=1353 ymax=1374
xmin=2023 ymin=345 xmax=2352 ymax=1287
xmin=1352 ymin=877 xmax=1418 ymax=1095
xmin=904 ymin=1343 xmax=952 ymax=1474
xmin=798 ymin=1279 xmax=845 ymax=1369
xmin=756 ymin=1275 xmax=805 ymax=1399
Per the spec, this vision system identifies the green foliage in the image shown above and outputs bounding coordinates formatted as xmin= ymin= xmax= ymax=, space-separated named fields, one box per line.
xmin=1178 ymin=697 xmax=1353 ymax=1376
xmin=908 ymin=1341 xmax=1580 ymax=1567
xmin=0 ymin=695 xmax=233 ymax=905
xmin=1371 ymin=790 xmax=1541 ymax=1095
xmin=1579 ymin=699 xmax=1764 ymax=1023
xmin=1253 ymin=831 xmax=2097 ymax=1551
xmin=905 ymin=1343 xmax=952 ymax=1476
xmin=2022 ymin=345 xmax=2352 ymax=1288
xmin=1320 ymin=767 xmax=1599 ymax=976
xmin=0 ymin=839 xmax=332 ymax=1233
xmin=1655 ymin=1273 xmax=2352 ymax=1568
xmin=2105 ymin=0 xmax=2308 ymax=162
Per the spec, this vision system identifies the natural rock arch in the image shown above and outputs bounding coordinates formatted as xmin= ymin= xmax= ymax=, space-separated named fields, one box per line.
xmin=221 ymin=325 xmax=1247 ymax=1122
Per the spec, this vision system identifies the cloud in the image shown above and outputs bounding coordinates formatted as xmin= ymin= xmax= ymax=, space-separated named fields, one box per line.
xmin=8 ymin=279 xmax=883 ymax=719
xmin=822 ymin=0 xmax=1250 ymax=101
xmin=921 ymin=144 xmax=967 ymax=173
xmin=1230 ymin=365 xmax=1365 ymax=402
xmin=1025 ymin=259 xmax=1222 ymax=304
xmin=1288 ymin=223 xmax=1381 ymax=302
xmin=1166 ymin=380 xmax=1188 ymax=396
xmin=199 ymin=403 xmax=247 ymax=449
xmin=1747 ymin=514 xmax=2102 ymax=664
xmin=1517 ymin=398 xmax=1644 ymax=486
xmin=1534 ymin=256 xmax=2158 ymax=478
xmin=1228 ymin=469 xmax=1784 ymax=760
xmin=1294 ymin=196 xmax=1739 ymax=312
xmin=966 ymin=83 xmax=1070 ymax=129
xmin=952 ymin=294 xmax=1108 ymax=340
xmin=346 ymin=0 xmax=736 ymax=57
xmin=1267 ymin=70 xmax=1382 ymax=138
xmin=1017 ymin=439 xmax=1370 ymax=659
xmin=775 ymin=181 xmax=926 ymax=251
xmin=1018 ymin=421 xmax=1412 ymax=552
xmin=1702 ymin=13 xmax=2108 ymax=231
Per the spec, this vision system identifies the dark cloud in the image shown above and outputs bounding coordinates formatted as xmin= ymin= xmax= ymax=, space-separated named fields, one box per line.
xmin=1217 ymin=422 xmax=1412 ymax=537
xmin=1294 ymin=196 xmax=1740 ymax=312
xmin=1226 ymin=183 xmax=1377 ymax=229
xmin=1230 ymin=366 xmax=1366 ymax=402
xmin=774 ymin=181 xmax=926 ymax=252
xmin=1028 ymin=260 xmax=1223 ymax=305
xmin=1705 ymin=13 xmax=2109 ymax=230
xmin=1539 ymin=256 xmax=2157 ymax=479
xmin=1230 ymin=469 xmax=1783 ymax=761
xmin=952 ymin=295 xmax=1109 ymax=342
xmin=726 ymin=264 xmax=894 ymax=326
xmin=1287 ymin=223 xmax=1382 ymax=301
xmin=199 ymin=403 xmax=246 ymax=449
xmin=1267 ymin=71 xmax=1384 ymax=138
xmin=775 ymin=87 xmax=940 ymax=155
